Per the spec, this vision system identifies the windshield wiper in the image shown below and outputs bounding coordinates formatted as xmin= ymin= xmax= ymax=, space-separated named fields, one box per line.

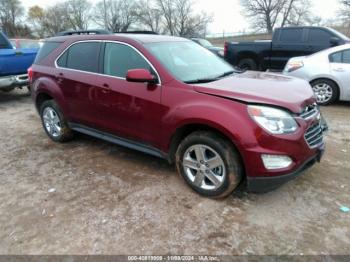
xmin=184 ymin=78 xmax=218 ymax=84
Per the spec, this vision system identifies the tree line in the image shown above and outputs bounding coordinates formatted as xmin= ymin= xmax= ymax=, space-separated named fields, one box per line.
xmin=1 ymin=0 xmax=350 ymax=39
xmin=0 ymin=0 xmax=212 ymax=38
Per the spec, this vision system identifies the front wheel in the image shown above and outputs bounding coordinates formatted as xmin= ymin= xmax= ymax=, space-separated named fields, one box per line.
xmin=238 ymin=58 xmax=257 ymax=71
xmin=176 ymin=131 xmax=242 ymax=198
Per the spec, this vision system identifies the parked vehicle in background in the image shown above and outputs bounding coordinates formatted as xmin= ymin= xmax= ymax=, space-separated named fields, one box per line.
xmin=10 ymin=39 xmax=42 ymax=49
xmin=224 ymin=26 xmax=350 ymax=71
xmin=0 ymin=32 xmax=38 ymax=92
xmin=284 ymin=44 xmax=350 ymax=105
xmin=191 ymin=38 xmax=224 ymax=57
xmin=30 ymin=33 xmax=327 ymax=198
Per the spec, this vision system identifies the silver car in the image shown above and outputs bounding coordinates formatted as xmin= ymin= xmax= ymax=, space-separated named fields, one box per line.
xmin=283 ymin=44 xmax=350 ymax=105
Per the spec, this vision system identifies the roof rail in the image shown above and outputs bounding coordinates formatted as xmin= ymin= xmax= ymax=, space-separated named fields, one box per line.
xmin=117 ymin=31 xmax=158 ymax=35
xmin=55 ymin=29 xmax=112 ymax=36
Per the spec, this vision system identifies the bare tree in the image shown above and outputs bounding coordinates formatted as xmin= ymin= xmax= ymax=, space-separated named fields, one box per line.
xmin=155 ymin=0 xmax=212 ymax=37
xmin=42 ymin=3 xmax=70 ymax=36
xmin=94 ymin=0 xmax=138 ymax=32
xmin=135 ymin=0 xmax=163 ymax=33
xmin=339 ymin=0 xmax=350 ymax=26
xmin=241 ymin=0 xmax=313 ymax=33
xmin=65 ymin=0 xmax=92 ymax=30
xmin=0 ymin=0 xmax=24 ymax=37
xmin=28 ymin=5 xmax=46 ymax=37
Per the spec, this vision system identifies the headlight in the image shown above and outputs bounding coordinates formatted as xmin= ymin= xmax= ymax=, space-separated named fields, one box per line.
xmin=248 ymin=105 xmax=298 ymax=134
xmin=284 ymin=61 xmax=304 ymax=73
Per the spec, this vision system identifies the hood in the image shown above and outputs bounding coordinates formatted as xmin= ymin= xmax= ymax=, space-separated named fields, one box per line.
xmin=193 ymin=71 xmax=316 ymax=113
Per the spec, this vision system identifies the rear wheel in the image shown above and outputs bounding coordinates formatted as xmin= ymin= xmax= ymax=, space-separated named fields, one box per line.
xmin=311 ymin=79 xmax=339 ymax=106
xmin=238 ymin=58 xmax=257 ymax=71
xmin=176 ymin=131 xmax=242 ymax=198
xmin=40 ymin=100 xmax=74 ymax=142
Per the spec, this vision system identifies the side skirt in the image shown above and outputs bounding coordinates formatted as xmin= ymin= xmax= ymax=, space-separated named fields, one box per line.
xmin=68 ymin=122 xmax=167 ymax=159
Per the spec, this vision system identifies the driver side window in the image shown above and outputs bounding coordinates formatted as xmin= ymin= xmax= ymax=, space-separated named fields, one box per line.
xmin=103 ymin=42 xmax=155 ymax=79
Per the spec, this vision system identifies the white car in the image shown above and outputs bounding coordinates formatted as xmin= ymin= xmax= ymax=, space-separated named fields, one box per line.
xmin=283 ymin=44 xmax=350 ymax=105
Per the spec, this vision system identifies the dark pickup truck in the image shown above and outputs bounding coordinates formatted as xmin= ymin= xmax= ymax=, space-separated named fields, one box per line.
xmin=224 ymin=26 xmax=350 ymax=71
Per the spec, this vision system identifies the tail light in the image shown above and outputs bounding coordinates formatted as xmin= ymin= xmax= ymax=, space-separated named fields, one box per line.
xmin=224 ymin=42 xmax=228 ymax=57
xmin=28 ymin=67 xmax=33 ymax=82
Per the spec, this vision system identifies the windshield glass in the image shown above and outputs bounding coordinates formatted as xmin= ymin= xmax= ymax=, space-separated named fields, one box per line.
xmin=198 ymin=39 xmax=213 ymax=47
xmin=328 ymin=28 xmax=349 ymax=40
xmin=145 ymin=41 xmax=234 ymax=83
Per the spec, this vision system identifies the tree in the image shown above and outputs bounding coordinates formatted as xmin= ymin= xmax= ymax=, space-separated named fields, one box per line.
xmin=155 ymin=0 xmax=212 ymax=37
xmin=28 ymin=5 xmax=46 ymax=37
xmin=0 ymin=0 xmax=24 ymax=37
xmin=240 ymin=0 xmax=313 ymax=33
xmin=65 ymin=0 xmax=92 ymax=30
xmin=135 ymin=0 xmax=163 ymax=33
xmin=339 ymin=0 xmax=350 ymax=26
xmin=94 ymin=0 xmax=138 ymax=32
xmin=42 ymin=3 xmax=71 ymax=36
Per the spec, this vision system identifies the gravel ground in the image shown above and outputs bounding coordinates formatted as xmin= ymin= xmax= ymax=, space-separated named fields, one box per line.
xmin=0 ymin=89 xmax=349 ymax=255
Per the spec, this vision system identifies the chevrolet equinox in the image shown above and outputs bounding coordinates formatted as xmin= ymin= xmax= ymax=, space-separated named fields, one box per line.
xmin=29 ymin=34 xmax=328 ymax=198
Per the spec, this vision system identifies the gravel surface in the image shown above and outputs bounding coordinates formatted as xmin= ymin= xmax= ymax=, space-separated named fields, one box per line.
xmin=0 ymin=89 xmax=349 ymax=255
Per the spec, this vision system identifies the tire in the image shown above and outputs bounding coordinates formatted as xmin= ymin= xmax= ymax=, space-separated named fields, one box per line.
xmin=40 ymin=100 xmax=74 ymax=142
xmin=175 ymin=131 xmax=243 ymax=198
xmin=310 ymin=79 xmax=339 ymax=106
xmin=238 ymin=58 xmax=257 ymax=71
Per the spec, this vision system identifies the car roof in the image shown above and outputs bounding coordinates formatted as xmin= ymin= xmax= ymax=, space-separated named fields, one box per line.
xmin=47 ymin=34 xmax=189 ymax=44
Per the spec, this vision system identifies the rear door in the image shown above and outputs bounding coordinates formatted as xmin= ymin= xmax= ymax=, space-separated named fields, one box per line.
xmin=55 ymin=41 xmax=102 ymax=126
xmin=95 ymin=41 xmax=163 ymax=146
xmin=270 ymin=28 xmax=307 ymax=70
xmin=306 ymin=28 xmax=334 ymax=55
xmin=329 ymin=49 xmax=350 ymax=100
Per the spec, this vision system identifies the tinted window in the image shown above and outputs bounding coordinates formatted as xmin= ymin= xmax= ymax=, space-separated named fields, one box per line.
xmin=66 ymin=42 xmax=100 ymax=73
xmin=103 ymin=43 xmax=152 ymax=78
xmin=280 ymin=29 xmax=303 ymax=43
xmin=342 ymin=50 xmax=350 ymax=64
xmin=309 ymin=29 xmax=332 ymax=44
xmin=329 ymin=52 xmax=342 ymax=63
xmin=34 ymin=42 xmax=61 ymax=63
xmin=57 ymin=51 xmax=68 ymax=67
xmin=0 ymin=33 xmax=11 ymax=49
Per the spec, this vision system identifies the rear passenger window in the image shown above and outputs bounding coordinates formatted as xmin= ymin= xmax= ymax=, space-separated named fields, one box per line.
xmin=63 ymin=42 xmax=100 ymax=73
xmin=342 ymin=50 xmax=350 ymax=63
xmin=280 ymin=29 xmax=303 ymax=43
xmin=309 ymin=29 xmax=332 ymax=44
xmin=329 ymin=50 xmax=350 ymax=64
xmin=329 ymin=52 xmax=342 ymax=63
xmin=103 ymin=42 xmax=153 ymax=78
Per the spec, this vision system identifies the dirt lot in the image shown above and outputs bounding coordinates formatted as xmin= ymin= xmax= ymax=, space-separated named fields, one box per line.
xmin=0 ymin=89 xmax=349 ymax=255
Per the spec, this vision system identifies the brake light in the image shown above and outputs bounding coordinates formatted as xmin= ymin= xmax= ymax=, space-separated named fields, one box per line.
xmin=28 ymin=67 xmax=33 ymax=82
xmin=224 ymin=42 xmax=228 ymax=57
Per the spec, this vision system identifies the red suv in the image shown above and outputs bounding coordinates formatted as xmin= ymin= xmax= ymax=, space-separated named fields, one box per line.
xmin=29 ymin=33 xmax=327 ymax=198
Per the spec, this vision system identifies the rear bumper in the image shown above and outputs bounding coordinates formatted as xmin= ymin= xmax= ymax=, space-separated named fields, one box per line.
xmin=247 ymin=145 xmax=325 ymax=193
xmin=0 ymin=74 xmax=28 ymax=90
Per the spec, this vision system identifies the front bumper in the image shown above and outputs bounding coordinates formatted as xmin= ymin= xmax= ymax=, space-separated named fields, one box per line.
xmin=0 ymin=74 xmax=29 ymax=90
xmin=247 ymin=144 xmax=325 ymax=193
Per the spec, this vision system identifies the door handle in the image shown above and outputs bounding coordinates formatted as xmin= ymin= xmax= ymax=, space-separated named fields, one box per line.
xmin=15 ymin=51 xmax=23 ymax=56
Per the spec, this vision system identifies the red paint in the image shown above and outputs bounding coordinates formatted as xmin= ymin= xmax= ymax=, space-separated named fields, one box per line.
xmin=30 ymin=34 xmax=324 ymax=180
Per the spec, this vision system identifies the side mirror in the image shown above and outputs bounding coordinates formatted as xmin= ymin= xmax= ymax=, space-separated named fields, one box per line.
xmin=126 ymin=69 xmax=157 ymax=84
xmin=330 ymin=37 xmax=340 ymax=47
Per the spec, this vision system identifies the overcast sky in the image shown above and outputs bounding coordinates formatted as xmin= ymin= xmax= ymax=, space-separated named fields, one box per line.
xmin=21 ymin=0 xmax=340 ymax=34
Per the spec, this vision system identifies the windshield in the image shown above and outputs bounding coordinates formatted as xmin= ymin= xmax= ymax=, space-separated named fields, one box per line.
xmin=328 ymin=27 xmax=349 ymax=40
xmin=145 ymin=41 xmax=234 ymax=83
xmin=198 ymin=39 xmax=213 ymax=47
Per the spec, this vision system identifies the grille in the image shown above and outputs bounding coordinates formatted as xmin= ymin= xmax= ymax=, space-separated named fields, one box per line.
xmin=300 ymin=103 xmax=319 ymax=120
xmin=304 ymin=123 xmax=324 ymax=148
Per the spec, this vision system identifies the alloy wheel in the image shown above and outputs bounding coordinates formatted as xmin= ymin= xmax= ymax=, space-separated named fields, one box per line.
xmin=312 ymin=83 xmax=333 ymax=104
xmin=182 ymin=144 xmax=226 ymax=190
xmin=42 ymin=107 xmax=62 ymax=138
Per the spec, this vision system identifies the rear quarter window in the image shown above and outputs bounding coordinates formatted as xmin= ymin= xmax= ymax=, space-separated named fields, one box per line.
xmin=34 ymin=42 xmax=61 ymax=63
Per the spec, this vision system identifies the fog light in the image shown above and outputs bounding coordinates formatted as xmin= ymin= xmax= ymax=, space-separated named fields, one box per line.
xmin=261 ymin=154 xmax=292 ymax=170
